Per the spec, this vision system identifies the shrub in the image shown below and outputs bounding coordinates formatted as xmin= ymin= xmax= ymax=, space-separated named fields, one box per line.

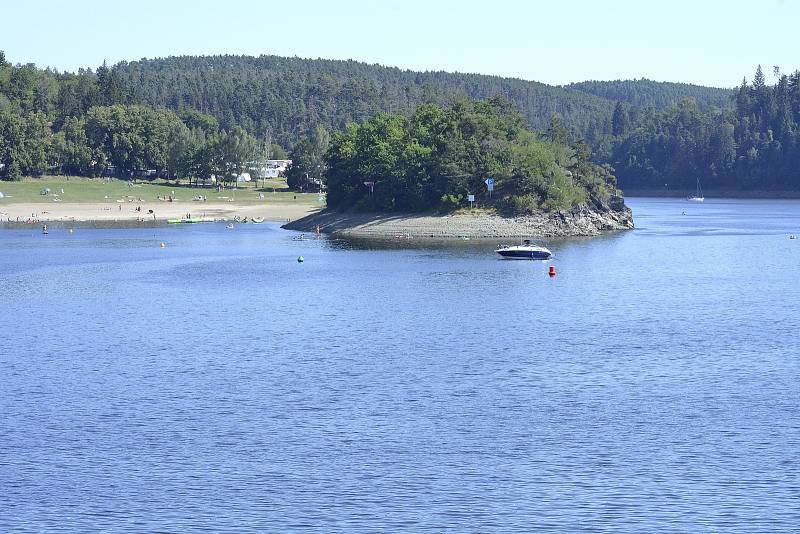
xmin=510 ymin=193 xmax=540 ymax=214
xmin=439 ymin=194 xmax=463 ymax=212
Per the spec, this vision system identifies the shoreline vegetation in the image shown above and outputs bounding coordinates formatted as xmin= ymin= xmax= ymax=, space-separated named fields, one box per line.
xmin=4 ymin=52 xmax=796 ymax=235
xmin=3 ymin=52 xmax=799 ymax=194
xmin=3 ymin=51 xmax=799 ymax=238
xmin=2 ymin=52 xmax=799 ymax=199
xmin=2 ymin=98 xmax=639 ymax=239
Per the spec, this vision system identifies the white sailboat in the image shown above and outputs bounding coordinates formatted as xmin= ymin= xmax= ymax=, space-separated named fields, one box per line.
xmin=688 ymin=178 xmax=704 ymax=202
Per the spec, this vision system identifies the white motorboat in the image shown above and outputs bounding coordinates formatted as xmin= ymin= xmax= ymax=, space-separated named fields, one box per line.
xmin=496 ymin=240 xmax=552 ymax=260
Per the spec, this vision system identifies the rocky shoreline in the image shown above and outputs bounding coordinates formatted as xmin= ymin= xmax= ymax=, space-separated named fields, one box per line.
xmin=283 ymin=203 xmax=634 ymax=239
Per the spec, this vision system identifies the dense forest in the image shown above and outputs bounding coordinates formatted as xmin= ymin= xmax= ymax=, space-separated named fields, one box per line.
xmin=0 ymin=52 xmax=617 ymax=148
xmin=1 ymin=51 xmax=799 ymax=194
xmin=325 ymin=97 xmax=618 ymax=213
xmin=568 ymin=79 xmax=732 ymax=111
xmin=0 ymin=52 xmax=287 ymax=183
xmin=607 ymin=66 xmax=800 ymax=190
xmin=0 ymin=52 xmax=733 ymax=153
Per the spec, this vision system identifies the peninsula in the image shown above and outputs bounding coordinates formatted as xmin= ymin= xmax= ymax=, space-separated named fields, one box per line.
xmin=286 ymin=98 xmax=633 ymax=239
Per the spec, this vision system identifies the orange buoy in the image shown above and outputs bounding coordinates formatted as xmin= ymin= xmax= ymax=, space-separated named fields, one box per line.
xmin=548 ymin=265 xmax=556 ymax=277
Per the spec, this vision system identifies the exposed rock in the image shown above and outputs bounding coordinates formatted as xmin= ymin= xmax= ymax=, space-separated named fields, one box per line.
xmin=283 ymin=201 xmax=634 ymax=240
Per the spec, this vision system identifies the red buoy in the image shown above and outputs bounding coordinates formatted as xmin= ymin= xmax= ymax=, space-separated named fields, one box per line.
xmin=548 ymin=265 xmax=556 ymax=277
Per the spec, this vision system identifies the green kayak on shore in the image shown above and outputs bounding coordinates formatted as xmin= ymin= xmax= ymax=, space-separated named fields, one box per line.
xmin=167 ymin=218 xmax=205 ymax=224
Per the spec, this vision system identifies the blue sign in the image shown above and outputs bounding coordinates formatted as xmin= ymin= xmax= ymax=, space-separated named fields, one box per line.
xmin=485 ymin=177 xmax=494 ymax=191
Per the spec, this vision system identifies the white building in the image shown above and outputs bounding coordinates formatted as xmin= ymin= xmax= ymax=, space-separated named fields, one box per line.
xmin=266 ymin=159 xmax=292 ymax=172
xmin=247 ymin=159 xmax=292 ymax=178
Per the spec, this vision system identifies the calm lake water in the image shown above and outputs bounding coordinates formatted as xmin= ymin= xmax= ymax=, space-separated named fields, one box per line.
xmin=1 ymin=198 xmax=799 ymax=532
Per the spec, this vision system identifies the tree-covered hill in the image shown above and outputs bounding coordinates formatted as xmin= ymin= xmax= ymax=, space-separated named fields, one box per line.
xmin=4 ymin=51 xmax=799 ymax=193
xmin=567 ymin=79 xmax=734 ymax=111
xmin=1 ymin=50 xmax=742 ymax=151
xmin=107 ymin=54 xmax=618 ymax=146
xmin=608 ymin=67 xmax=800 ymax=191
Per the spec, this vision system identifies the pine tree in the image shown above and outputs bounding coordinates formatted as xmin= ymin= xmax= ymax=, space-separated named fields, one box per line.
xmin=611 ymin=102 xmax=629 ymax=136
xmin=735 ymin=77 xmax=750 ymax=115
xmin=753 ymin=65 xmax=766 ymax=90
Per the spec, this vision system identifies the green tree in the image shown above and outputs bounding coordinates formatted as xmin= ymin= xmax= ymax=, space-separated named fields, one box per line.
xmin=84 ymin=104 xmax=190 ymax=176
xmin=545 ymin=114 xmax=569 ymax=145
xmin=325 ymin=99 xmax=617 ymax=213
xmin=286 ymin=125 xmax=330 ymax=191
xmin=753 ymin=65 xmax=766 ymax=90
xmin=215 ymin=126 xmax=258 ymax=186
xmin=269 ymin=143 xmax=288 ymax=159
xmin=611 ymin=102 xmax=629 ymax=136
xmin=179 ymin=109 xmax=219 ymax=135
xmin=179 ymin=131 xmax=218 ymax=184
xmin=0 ymin=111 xmax=50 ymax=180
xmin=50 ymin=116 xmax=92 ymax=175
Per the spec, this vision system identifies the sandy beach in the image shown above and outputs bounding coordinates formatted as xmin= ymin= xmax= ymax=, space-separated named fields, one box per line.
xmin=0 ymin=201 xmax=320 ymax=224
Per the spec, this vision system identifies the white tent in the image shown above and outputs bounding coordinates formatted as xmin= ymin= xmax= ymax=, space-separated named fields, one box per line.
xmin=236 ymin=172 xmax=252 ymax=183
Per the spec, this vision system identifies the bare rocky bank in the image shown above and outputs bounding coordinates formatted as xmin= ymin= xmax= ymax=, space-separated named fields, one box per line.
xmin=283 ymin=198 xmax=634 ymax=239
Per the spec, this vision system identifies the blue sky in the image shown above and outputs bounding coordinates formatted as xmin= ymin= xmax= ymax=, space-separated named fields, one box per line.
xmin=3 ymin=0 xmax=797 ymax=88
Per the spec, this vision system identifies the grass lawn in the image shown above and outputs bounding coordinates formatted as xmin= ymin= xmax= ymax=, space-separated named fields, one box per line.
xmin=0 ymin=176 xmax=325 ymax=205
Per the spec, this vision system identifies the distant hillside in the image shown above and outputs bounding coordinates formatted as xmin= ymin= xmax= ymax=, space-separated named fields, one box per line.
xmin=607 ymin=67 xmax=800 ymax=191
xmin=1 ymin=52 xmax=739 ymax=150
xmin=567 ymin=79 xmax=733 ymax=111
xmin=10 ymin=50 xmax=795 ymax=193
xmin=109 ymin=55 xmax=617 ymax=146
